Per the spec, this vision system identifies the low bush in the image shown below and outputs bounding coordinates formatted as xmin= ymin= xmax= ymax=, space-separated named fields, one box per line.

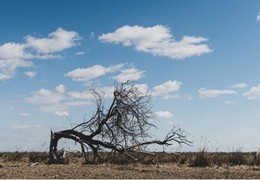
xmin=2 ymin=152 xmax=25 ymax=162
xmin=189 ymin=151 xmax=209 ymax=167
xmin=28 ymin=152 xmax=48 ymax=163
xmin=0 ymin=151 xmax=259 ymax=167
xmin=228 ymin=152 xmax=246 ymax=165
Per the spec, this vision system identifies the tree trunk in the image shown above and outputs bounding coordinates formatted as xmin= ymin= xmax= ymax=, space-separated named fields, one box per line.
xmin=48 ymin=130 xmax=59 ymax=164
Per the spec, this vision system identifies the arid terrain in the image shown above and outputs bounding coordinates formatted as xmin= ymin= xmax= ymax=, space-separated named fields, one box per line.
xmin=1 ymin=162 xmax=259 ymax=179
xmin=1 ymin=152 xmax=260 ymax=179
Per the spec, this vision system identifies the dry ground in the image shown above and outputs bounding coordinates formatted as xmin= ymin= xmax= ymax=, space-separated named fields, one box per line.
xmin=1 ymin=152 xmax=260 ymax=179
xmin=1 ymin=161 xmax=260 ymax=179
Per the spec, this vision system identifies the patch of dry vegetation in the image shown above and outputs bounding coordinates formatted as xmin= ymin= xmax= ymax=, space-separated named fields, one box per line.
xmin=1 ymin=151 xmax=260 ymax=179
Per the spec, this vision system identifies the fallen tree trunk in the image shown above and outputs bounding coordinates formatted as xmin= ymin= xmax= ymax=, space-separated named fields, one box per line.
xmin=48 ymin=82 xmax=191 ymax=164
xmin=48 ymin=127 xmax=190 ymax=164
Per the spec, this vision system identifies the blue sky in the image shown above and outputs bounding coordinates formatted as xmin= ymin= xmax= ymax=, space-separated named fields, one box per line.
xmin=1 ymin=0 xmax=260 ymax=151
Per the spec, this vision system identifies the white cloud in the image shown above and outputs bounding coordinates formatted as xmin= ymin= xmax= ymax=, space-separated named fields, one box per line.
xmin=25 ymin=27 xmax=80 ymax=54
xmin=38 ymin=104 xmax=68 ymax=115
xmin=68 ymin=86 xmax=116 ymax=99
xmin=113 ymin=68 xmax=144 ymax=82
xmin=199 ymin=88 xmax=236 ymax=98
xmin=24 ymin=71 xmax=36 ymax=79
xmin=96 ymin=86 xmax=116 ymax=99
xmin=89 ymin=32 xmax=95 ymax=39
xmin=27 ymin=88 xmax=65 ymax=105
xmin=27 ymin=85 xmax=69 ymax=116
xmin=75 ymin=51 xmax=85 ymax=55
xmin=162 ymin=94 xmax=193 ymax=101
xmin=55 ymin=111 xmax=70 ymax=117
xmin=0 ymin=28 xmax=80 ymax=81
xmin=67 ymin=91 xmax=93 ymax=99
xmin=0 ymin=59 xmax=33 ymax=80
xmin=231 ymin=83 xmax=247 ymax=89
xmin=26 ymin=84 xmax=95 ymax=116
xmin=0 ymin=43 xmax=32 ymax=60
xmin=244 ymin=84 xmax=260 ymax=100
xmin=19 ymin=113 xmax=31 ymax=117
xmin=154 ymin=111 xmax=173 ymax=119
xmin=65 ymin=64 xmax=123 ymax=82
xmin=55 ymin=84 xmax=66 ymax=93
xmin=98 ymin=25 xmax=212 ymax=59
xmin=64 ymin=101 xmax=90 ymax=107
xmin=257 ymin=13 xmax=260 ymax=21
xmin=224 ymin=100 xmax=236 ymax=105
xmin=134 ymin=83 xmax=149 ymax=94
xmin=34 ymin=54 xmax=61 ymax=59
xmin=150 ymin=80 xmax=182 ymax=97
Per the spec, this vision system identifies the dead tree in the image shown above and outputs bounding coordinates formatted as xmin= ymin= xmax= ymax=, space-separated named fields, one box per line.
xmin=48 ymin=82 xmax=191 ymax=164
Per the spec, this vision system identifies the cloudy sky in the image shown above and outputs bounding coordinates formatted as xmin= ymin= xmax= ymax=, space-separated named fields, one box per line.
xmin=1 ymin=0 xmax=260 ymax=151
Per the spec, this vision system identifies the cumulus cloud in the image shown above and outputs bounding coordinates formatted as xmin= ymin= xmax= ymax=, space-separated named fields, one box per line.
xmin=26 ymin=84 xmax=115 ymax=116
xmin=231 ymin=83 xmax=247 ymax=89
xmin=150 ymin=80 xmax=182 ymax=97
xmin=27 ymin=88 xmax=65 ymax=105
xmin=154 ymin=111 xmax=173 ymax=119
xmin=24 ymin=71 xmax=36 ymax=79
xmin=98 ymin=25 xmax=212 ymax=59
xmin=134 ymin=83 xmax=149 ymax=94
xmin=113 ymin=68 xmax=145 ymax=82
xmin=98 ymin=86 xmax=116 ymax=98
xmin=199 ymin=88 xmax=236 ymax=98
xmin=25 ymin=27 xmax=80 ymax=54
xmin=55 ymin=84 xmax=66 ymax=93
xmin=0 ymin=28 xmax=80 ymax=81
xmin=0 ymin=59 xmax=33 ymax=80
xmin=26 ymin=84 xmax=82 ymax=116
xmin=67 ymin=91 xmax=93 ymax=99
xmin=65 ymin=64 xmax=123 ymax=82
xmin=244 ymin=84 xmax=260 ymax=100
xmin=0 ymin=43 xmax=32 ymax=60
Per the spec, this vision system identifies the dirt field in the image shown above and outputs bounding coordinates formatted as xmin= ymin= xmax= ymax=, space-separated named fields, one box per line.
xmin=1 ymin=152 xmax=260 ymax=178
xmin=0 ymin=162 xmax=254 ymax=179
xmin=1 ymin=161 xmax=260 ymax=179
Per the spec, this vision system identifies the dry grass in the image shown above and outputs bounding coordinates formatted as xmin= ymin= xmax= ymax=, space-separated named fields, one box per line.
xmin=0 ymin=161 xmax=259 ymax=179
xmin=1 ymin=151 xmax=260 ymax=178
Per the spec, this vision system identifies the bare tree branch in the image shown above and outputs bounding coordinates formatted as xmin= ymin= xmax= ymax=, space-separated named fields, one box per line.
xmin=48 ymin=82 xmax=191 ymax=164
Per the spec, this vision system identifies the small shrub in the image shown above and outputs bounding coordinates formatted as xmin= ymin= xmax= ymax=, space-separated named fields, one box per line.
xmin=178 ymin=155 xmax=188 ymax=165
xmin=209 ymin=152 xmax=229 ymax=166
xmin=28 ymin=152 xmax=48 ymax=163
xmin=189 ymin=151 xmax=209 ymax=167
xmin=228 ymin=152 xmax=245 ymax=165
xmin=2 ymin=152 xmax=24 ymax=162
